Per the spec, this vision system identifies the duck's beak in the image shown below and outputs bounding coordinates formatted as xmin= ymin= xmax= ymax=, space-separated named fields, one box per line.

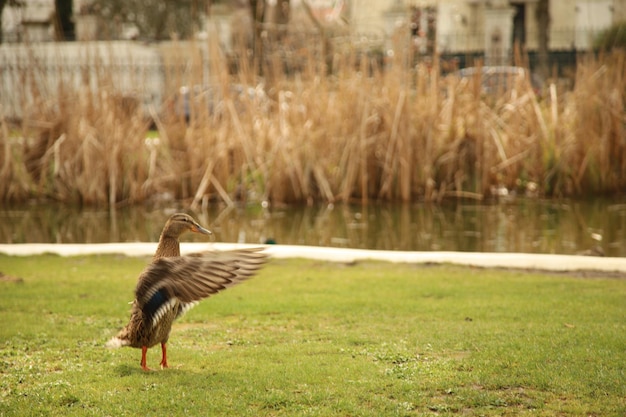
xmin=191 ymin=223 xmax=212 ymax=235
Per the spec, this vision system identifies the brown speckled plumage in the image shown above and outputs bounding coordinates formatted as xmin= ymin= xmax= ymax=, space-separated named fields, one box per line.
xmin=106 ymin=213 xmax=267 ymax=370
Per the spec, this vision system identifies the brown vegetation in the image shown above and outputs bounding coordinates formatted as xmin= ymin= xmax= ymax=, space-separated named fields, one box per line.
xmin=1 ymin=42 xmax=624 ymax=207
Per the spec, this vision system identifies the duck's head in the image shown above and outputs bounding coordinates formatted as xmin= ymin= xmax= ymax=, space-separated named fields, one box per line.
xmin=162 ymin=213 xmax=212 ymax=238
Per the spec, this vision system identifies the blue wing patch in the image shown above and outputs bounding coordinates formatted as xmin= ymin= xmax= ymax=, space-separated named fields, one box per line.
xmin=144 ymin=289 xmax=168 ymax=318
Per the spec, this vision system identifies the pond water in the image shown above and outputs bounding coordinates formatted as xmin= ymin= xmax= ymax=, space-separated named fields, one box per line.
xmin=1 ymin=199 xmax=625 ymax=257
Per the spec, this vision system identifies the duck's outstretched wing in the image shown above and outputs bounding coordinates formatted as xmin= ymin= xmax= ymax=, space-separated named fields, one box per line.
xmin=135 ymin=247 xmax=267 ymax=328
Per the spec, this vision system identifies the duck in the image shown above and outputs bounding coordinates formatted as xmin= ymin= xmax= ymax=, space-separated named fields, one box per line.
xmin=106 ymin=213 xmax=267 ymax=371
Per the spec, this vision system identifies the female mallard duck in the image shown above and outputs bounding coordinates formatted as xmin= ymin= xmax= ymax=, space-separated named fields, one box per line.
xmin=106 ymin=213 xmax=267 ymax=371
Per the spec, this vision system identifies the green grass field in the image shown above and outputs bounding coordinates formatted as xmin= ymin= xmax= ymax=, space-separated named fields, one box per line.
xmin=0 ymin=254 xmax=624 ymax=416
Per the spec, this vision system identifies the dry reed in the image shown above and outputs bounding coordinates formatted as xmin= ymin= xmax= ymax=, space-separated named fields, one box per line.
xmin=0 ymin=39 xmax=624 ymax=206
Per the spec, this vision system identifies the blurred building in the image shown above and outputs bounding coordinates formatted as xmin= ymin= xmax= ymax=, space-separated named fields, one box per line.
xmin=343 ymin=0 xmax=626 ymax=62
xmin=2 ymin=0 xmax=626 ymax=65
xmin=2 ymin=0 xmax=625 ymax=60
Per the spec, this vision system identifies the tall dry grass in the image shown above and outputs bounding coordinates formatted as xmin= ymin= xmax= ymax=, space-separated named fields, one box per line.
xmin=1 ymin=47 xmax=152 ymax=206
xmin=0 ymin=39 xmax=624 ymax=206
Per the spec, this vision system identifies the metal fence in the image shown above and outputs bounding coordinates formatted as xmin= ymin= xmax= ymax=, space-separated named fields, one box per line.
xmin=0 ymin=35 xmax=591 ymax=120
xmin=0 ymin=41 xmax=218 ymax=119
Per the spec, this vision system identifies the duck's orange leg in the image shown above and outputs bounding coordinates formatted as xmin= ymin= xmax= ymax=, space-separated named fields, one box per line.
xmin=140 ymin=346 xmax=151 ymax=371
xmin=160 ymin=342 xmax=169 ymax=369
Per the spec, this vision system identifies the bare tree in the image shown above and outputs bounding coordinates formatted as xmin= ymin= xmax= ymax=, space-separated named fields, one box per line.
xmin=90 ymin=0 xmax=203 ymax=40
xmin=248 ymin=0 xmax=266 ymax=67
xmin=272 ymin=0 xmax=289 ymax=41
xmin=246 ymin=0 xmax=290 ymax=73
xmin=54 ymin=0 xmax=74 ymax=40
xmin=536 ymin=0 xmax=550 ymax=80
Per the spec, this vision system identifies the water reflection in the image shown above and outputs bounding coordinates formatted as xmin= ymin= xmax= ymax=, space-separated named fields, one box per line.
xmin=0 ymin=200 xmax=624 ymax=257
